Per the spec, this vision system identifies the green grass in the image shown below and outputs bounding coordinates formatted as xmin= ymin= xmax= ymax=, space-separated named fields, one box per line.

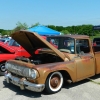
xmin=90 ymin=34 xmax=100 ymax=40
xmin=87 ymin=78 xmax=100 ymax=85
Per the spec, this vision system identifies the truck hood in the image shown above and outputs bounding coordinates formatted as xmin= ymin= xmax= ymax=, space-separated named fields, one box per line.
xmin=11 ymin=30 xmax=66 ymax=61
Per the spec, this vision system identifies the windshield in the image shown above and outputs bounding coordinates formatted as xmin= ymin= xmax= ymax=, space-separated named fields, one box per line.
xmin=0 ymin=39 xmax=6 ymax=42
xmin=47 ymin=37 xmax=75 ymax=54
xmin=8 ymin=39 xmax=20 ymax=46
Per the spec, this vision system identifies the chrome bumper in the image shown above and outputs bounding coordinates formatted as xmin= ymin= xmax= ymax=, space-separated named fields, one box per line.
xmin=5 ymin=73 xmax=45 ymax=92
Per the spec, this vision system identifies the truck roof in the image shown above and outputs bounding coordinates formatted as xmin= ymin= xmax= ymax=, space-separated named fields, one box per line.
xmin=47 ymin=35 xmax=89 ymax=39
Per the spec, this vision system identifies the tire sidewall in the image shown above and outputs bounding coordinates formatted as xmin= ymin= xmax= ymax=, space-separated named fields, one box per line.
xmin=45 ymin=71 xmax=63 ymax=94
xmin=0 ymin=63 xmax=6 ymax=72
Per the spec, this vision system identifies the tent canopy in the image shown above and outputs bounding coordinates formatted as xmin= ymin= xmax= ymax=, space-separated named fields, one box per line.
xmin=28 ymin=25 xmax=60 ymax=35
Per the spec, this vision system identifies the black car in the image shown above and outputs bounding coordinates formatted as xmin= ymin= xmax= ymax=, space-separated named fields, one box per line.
xmin=92 ymin=37 xmax=100 ymax=52
xmin=93 ymin=37 xmax=100 ymax=46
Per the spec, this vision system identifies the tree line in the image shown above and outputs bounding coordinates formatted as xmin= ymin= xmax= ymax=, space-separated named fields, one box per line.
xmin=0 ymin=22 xmax=100 ymax=36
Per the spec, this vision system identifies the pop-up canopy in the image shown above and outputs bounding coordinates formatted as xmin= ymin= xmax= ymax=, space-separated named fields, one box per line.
xmin=28 ymin=25 xmax=60 ymax=35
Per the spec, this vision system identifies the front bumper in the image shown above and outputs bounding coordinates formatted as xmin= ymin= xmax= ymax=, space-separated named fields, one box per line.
xmin=5 ymin=73 xmax=45 ymax=92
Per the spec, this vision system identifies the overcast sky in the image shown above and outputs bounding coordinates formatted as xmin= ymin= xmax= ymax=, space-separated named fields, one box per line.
xmin=0 ymin=0 xmax=100 ymax=29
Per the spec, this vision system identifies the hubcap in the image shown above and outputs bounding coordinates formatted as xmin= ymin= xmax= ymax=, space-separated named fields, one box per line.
xmin=0 ymin=65 xmax=5 ymax=72
xmin=50 ymin=75 xmax=60 ymax=89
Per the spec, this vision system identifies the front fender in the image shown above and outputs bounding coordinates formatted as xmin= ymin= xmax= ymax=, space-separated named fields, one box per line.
xmin=35 ymin=61 xmax=77 ymax=84
xmin=0 ymin=54 xmax=17 ymax=62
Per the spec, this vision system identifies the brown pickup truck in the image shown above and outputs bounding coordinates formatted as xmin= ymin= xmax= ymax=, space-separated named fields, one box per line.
xmin=5 ymin=30 xmax=100 ymax=94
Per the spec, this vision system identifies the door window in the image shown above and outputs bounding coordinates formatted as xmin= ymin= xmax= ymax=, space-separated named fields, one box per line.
xmin=76 ymin=39 xmax=90 ymax=54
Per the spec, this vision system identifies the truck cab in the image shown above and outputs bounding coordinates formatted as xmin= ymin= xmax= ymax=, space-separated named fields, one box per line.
xmin=47 ymin=35 xmax=96 ymax=81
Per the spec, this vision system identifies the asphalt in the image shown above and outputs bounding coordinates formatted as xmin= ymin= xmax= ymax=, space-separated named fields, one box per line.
xmin=0 ymin=75 xmax=100 ymax=100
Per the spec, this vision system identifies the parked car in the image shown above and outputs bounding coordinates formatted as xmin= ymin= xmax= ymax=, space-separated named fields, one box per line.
xmin=0 ymin=36 xmax=58 ymax=75
xmin=0 ymin=38 xmax=31 ymax=75
xmin=0 ymin=37 xmax=11 ymax=44
xmin=93 ymin=37 xmax=100 ymax=46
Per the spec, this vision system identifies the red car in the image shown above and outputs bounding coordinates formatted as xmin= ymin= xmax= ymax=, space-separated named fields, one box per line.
xmin=0 ymin=39 xmax=30 ymax=75
xmin=0 ymin=36 xmax=58 ymax=75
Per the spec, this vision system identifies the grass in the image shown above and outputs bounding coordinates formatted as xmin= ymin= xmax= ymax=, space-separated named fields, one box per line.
xmin=90 ymin=34 xmax=100 ymax=40
xmin=87 ymin=78 xmax=100 ymax=85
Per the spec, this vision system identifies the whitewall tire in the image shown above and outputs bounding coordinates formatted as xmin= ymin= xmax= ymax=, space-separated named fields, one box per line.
xmin=45 ymin=71 xmax=63 ymax=94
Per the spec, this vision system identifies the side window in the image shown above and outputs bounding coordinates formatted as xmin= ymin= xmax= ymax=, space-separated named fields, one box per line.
xmin=76 ymin=39 xmax=90 ymax=54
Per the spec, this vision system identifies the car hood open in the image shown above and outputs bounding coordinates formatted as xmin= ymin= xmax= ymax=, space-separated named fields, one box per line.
xmin=11 ymin=30 xmax=67 ymax=61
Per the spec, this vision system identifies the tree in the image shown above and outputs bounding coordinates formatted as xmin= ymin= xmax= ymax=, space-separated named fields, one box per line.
xmin=60 ymin=30 xmax=69 ymax=34
xmin=56 ymin=26 xmax=64 ymax=32
xmin=0 ymin=29 xmax=4 ymax=33
xmin=78 ymin=25 xmax=93 ymax=36
xmin=47 ymin=25 xmax=57 ymax=30
xmin=1 ymin=30 xmax=12 ymax=36
xmin=13 ymin=22 xmax=28 ymax=32
xmin=65 ymin=26 xmax=73 ymax=34
xmin=30 ymin=22 xmax=40 ymax=28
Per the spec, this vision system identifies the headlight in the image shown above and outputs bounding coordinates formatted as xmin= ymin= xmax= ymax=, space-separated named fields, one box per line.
xmin=5 ymin=62 xmax=9 ymax=69
xmin=29 ymin=69 xmax=37 ymax=79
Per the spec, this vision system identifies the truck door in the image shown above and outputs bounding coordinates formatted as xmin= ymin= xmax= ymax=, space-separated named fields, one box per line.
xmin=75 ymin=39 xmax=95 ymax=81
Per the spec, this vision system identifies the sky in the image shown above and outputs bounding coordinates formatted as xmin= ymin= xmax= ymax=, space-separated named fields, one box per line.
xmin=0 ymin=0 xmax=100 ymax=30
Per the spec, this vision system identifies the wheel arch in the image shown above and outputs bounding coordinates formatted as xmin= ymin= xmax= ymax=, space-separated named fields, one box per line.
xmin=45 ymin=70 xmax=73 ymax=84
xmin=0 ymin=61 xmax=6 ymax=64
xmin=59 ymin=70 xmax=73 ymax=83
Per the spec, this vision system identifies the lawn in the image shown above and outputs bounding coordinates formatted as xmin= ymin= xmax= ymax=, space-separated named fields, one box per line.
xmin=90 ymin=33 xmax=100 ymax=40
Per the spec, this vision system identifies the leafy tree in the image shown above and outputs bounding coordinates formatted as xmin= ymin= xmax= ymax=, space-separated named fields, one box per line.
xmin=0 ymin=30 xmax=11 ymax=36
xmin=0 ymin=29 xmax=4 ymax=33
xmin=47 ymin=25 xmax=57 ymax=30
xmin=56 ymin=26 xmax=64 ymax=32
xmin=30 ymin=22 xmax=40 ymax=28
xmin=1 ymin=30 xmax=7 ymax=36
xmin=60 ymin=30 xmax=69 ymax=34
xmin=1 ymin=23 xmax=100 ymax=37
xmin=13 ymin=22 xmax=28 ymax=32
xmin=78 ymin=25 xmax=93 ymax=36
xmin=65 ymin=26 xmax=73 ymax=34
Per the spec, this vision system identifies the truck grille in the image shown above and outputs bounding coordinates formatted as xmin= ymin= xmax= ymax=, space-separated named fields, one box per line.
xmin=5 ymin=62 xmax=30 ymax=78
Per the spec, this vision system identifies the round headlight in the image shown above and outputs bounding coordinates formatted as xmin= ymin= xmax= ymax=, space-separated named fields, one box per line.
xmin=5 ymin=62 xmax=9 ymax=69
xmin=29 ymin=69 xmax=37 ymax=79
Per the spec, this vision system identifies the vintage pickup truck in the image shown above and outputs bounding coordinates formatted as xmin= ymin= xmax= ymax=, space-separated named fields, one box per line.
xmin=5 ymin=30 xmax=100 ymax=94
xmin=0 ymin=39 xmax=30 ymax=75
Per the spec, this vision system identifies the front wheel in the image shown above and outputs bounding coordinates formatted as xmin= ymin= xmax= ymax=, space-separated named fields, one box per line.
xmin=0 ymin=63 xmax=6 ymax=72
xmin=0 ymin=63 xmax=6 ymax=76
xmin=45 ymin=71 xmax=63 ymax=94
